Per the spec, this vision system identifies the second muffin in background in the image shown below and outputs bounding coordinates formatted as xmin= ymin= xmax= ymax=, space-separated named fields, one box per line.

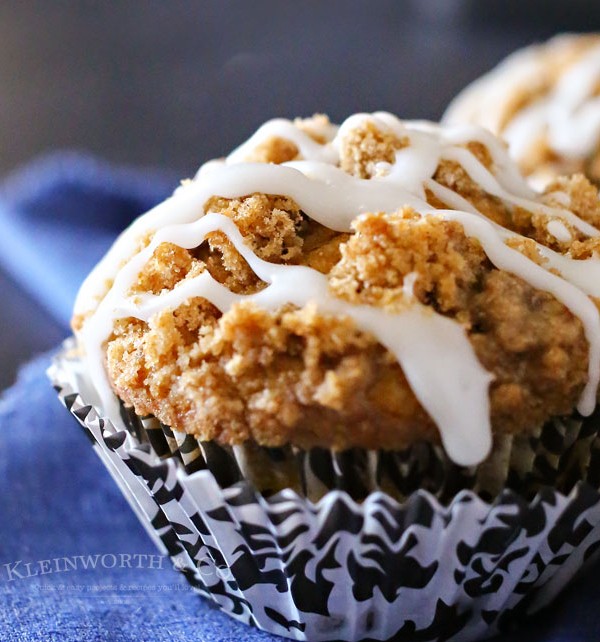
xmin=443 ymin=33 xmax=600 ymax=188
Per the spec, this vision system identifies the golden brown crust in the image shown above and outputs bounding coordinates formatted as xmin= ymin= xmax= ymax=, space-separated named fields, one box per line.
xmin=240 ymin=136 xmax=299 ymax=164
xmin=93 ymin=117 xmax=595 ymax=451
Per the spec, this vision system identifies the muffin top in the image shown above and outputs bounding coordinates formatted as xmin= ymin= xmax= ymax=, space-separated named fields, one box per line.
xmin=443 ymin=34 xmax=600 ymax=188
xmin=73 ymin=112 xmax=600 ymax=467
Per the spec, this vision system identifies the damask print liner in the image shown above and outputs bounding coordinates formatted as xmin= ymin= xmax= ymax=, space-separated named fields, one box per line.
xmin=50 ymin=341 xmax=600 ymax=642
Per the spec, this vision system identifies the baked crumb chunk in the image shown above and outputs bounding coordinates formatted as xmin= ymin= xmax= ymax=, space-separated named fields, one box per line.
xmin=339 ymin=120 xmax=408 ymax=178
xmin=241 ymin=136 xmax=299 ymax=164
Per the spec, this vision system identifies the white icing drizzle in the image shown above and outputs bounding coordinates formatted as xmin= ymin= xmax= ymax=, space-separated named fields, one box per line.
xmin=442 ymin=146 xmax=600 ymax=237
xmin=75 ymin=112 xmax=600 ymax=467
xmin=402 ymin=272 xmax=419 ymax=301
xmin=547 ymin=219 xmax=573 ymax=243
xmin=227 ymin=118 xmax=339 ymax=164
xmin=443 ymin=35 xmax=600 ymax=173
xmin=545 ymin=190 xmax=571 ymax=207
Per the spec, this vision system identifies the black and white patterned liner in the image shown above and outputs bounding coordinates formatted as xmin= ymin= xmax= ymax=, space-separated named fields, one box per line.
xmin=136 ymin=412 xmax=600 ymax=506
xmin=122 ymin=389 xmax=600 ymax=506
xmin=49 ymin=342 xmax=600 ymax=642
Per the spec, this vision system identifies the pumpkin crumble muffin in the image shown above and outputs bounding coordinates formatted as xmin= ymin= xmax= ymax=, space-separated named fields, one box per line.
xmin=73 ymin=112 xmax=600 ymax=484
xmin=54 ymin=111 xmax=600 ymax=642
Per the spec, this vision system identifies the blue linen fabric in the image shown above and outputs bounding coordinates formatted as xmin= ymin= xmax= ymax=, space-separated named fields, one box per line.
xmin=0 ymin=154 xmax=599 ymax=641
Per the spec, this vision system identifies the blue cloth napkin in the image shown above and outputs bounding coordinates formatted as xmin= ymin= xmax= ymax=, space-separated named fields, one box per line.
xmin=0 ymin=154 xmax=599 ymax=641
xmin=0 ymin=152 xmax=178 ymax=328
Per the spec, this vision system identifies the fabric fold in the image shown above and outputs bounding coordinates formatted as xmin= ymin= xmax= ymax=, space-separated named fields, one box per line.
xmin=0 ymin=151 xmax=177 ymax=327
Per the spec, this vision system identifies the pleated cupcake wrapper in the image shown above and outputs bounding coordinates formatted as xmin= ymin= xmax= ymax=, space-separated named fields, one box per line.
xmin=123 ymin=405 xmax=599 ymax=505
xmin=49 ymin=341 xmax=600 ymax=642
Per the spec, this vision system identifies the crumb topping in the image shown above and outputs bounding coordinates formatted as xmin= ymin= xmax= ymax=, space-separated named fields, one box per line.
xmin=75 ymin=113 xmax=599 ymax=454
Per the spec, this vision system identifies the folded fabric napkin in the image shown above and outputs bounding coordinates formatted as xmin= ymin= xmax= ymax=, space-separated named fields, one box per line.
xmin=0 ymin=152 xmax=179 ymax=328
xmin=0 ymin=153 xmax=599 ymax=641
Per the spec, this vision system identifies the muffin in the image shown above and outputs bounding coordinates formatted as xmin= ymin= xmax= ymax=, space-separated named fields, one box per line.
xmin=52 ymin=111 xmax=600 ymax=641
xmin=443 ymin=34 xmax=600 ymax=188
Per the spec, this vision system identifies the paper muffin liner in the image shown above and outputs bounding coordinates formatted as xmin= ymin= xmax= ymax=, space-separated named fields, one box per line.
xmin=49 ymin=339 xmax=600 ymax=642
xmin=123 ymin=402 xmax=597 ymax=506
